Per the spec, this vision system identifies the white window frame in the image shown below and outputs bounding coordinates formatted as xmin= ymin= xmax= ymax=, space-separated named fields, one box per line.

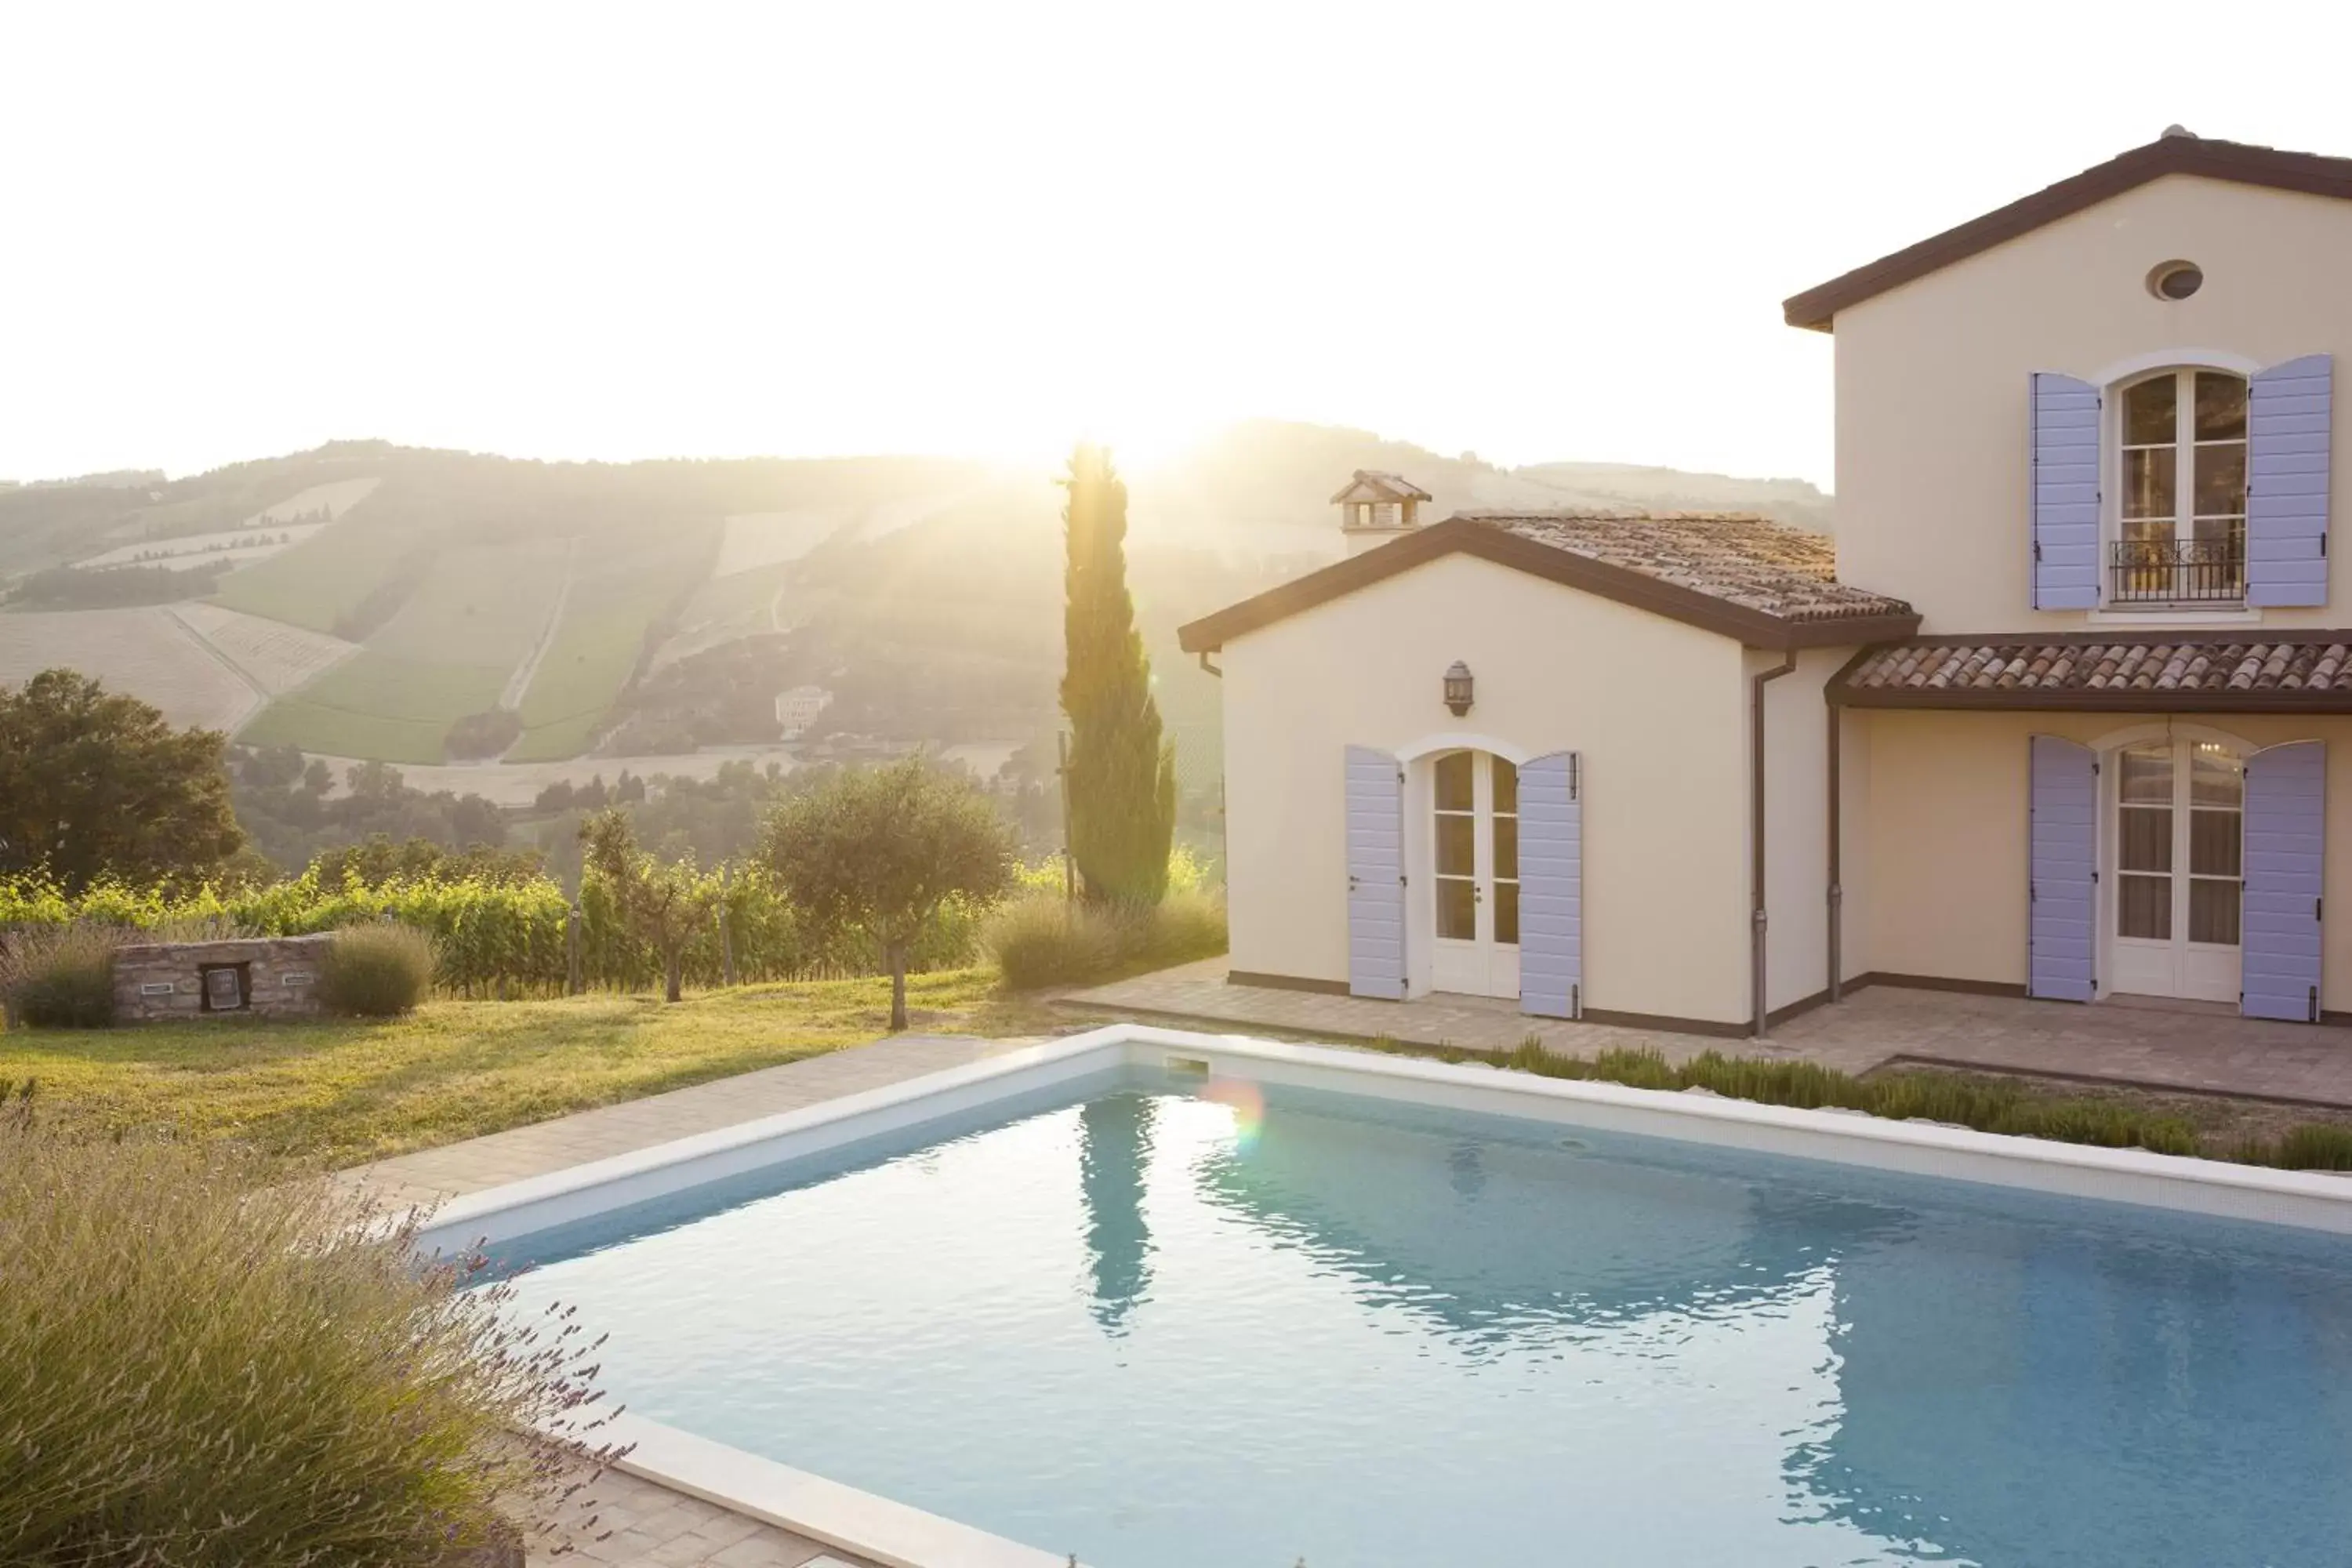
xmin=2102 ymin=364 xmax=2253 ymax=608
xmin=2105 ymin=735 xmax=2245 ymax=1004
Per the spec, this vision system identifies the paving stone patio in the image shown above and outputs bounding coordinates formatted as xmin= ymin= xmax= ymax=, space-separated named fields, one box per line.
xmin=346 ymin=1033 xmax=1040 ymax=1210
xmin=536 ymin=1465 xmax=866 ymax=1568
xmin=1063 ymin=958 xmax=2352 ymax=1108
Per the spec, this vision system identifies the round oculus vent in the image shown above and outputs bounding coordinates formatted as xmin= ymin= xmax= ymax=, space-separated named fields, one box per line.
xmin=2147 ymin=260 xmax=2204 ymax=300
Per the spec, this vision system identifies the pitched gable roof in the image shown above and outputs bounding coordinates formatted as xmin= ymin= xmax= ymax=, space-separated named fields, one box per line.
xmin=1176 ymin=511 xmax=1918 ymax=654
xmin=1330 ymin=470 xmax=1433 ymax=505
xmin=1784 ymin=132 xmax=2352 ymax=332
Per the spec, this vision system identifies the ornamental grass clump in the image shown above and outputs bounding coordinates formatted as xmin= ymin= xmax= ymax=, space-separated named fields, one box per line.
xmin=1134 ymin=887 xmax=1229 ymax=967
xmin=0 ymin=922 xmax=118 ymax=1029
xmin=982 ymin=895 xmax=1123 ymax=989
xmin=2248 ymin=1121 xmax=2352 ymax=1171
xmin=0 ymin=1085 xmax=626 ymax=1566
xmin=319 ymin=921 xmax=438 ymax=1017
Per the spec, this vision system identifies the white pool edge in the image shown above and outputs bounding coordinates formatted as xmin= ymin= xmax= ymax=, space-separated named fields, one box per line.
xmin=448 ymin=1022 xmax=2352 ymax=1568
xmin=586 ymin=1410 xmax=1066 ymax=1568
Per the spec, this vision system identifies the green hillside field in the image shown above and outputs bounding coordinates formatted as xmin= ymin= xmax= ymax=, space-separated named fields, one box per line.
xmin=236 ymin=540 xmax=571 ymax=763
xmin=238 ymin=655 xmax=506 ymax=763
xmin=209 ymin=517 xmax=416 ymax=635
xmin=506 ymin=528 xmax=718 ymax=762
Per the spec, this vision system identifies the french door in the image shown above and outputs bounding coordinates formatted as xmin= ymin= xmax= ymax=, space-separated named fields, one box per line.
xmin=2110 ymin=739 xmax=2243 ymax=1003
xmin=1429 ymin=750 xmax=1520 ymax=998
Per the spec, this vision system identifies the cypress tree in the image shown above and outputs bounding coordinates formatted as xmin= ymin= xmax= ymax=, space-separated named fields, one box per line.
xmin=1059 ymin=443 xmax=1175 ymax=907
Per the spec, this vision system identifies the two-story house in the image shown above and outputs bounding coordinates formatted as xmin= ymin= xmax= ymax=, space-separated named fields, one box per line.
xmin=1178 ymin=130 xmax=2347 ymax=1036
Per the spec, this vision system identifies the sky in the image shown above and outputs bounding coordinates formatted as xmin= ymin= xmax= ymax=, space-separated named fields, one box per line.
xmin=2 ymin=1 xmax=2347 ymax=489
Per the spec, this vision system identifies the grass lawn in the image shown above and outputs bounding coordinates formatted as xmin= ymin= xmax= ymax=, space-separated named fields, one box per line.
xmin=0 ymin=968 xmax=1061 ymax=1168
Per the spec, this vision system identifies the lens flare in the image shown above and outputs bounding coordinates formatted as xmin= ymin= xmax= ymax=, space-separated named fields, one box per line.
xmin=1202 ymin=1076 xmax=1265 ymax=1151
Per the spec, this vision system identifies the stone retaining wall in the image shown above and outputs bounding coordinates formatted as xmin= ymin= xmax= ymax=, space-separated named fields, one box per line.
xmin=112 ymin=935 xmax=335 ymax=1022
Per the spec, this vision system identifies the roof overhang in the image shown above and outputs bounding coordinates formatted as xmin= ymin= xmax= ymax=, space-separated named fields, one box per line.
xmin=1784 ymin=134 xmax=2352 ymax=332
xmin=1827 ymin=632 xmax=2352 ymax=713
xmin=1175 ymin=516 xmax=1922 ymax=655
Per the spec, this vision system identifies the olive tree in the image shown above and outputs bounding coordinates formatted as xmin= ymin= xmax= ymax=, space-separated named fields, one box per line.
xmin=760 ymin=758 xmax=1016 ymax=1031
xmin=578 ymin=808 xmax=716 ymax=1004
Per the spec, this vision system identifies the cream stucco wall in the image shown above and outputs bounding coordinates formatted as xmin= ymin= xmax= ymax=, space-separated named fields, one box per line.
xmin=1220 ymin=552 xmax=1754 ymax=1026
xmin=1856 ymin=708 xmax=2352 ymax=1012
xmin=1759 ymin=647 xmax=1851 ymax=1016
xmin=1833 ymin=173 xmax=2352 ymax=632
xmin=1835 ymin=685 xmax=1874 ymax=990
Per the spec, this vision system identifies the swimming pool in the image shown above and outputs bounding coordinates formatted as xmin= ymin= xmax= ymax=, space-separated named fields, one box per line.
xmin=452 ymin=1030 xmax=2352 ymax=1568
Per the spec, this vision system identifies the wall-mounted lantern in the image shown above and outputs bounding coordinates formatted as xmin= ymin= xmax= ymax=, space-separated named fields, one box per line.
xmin=1443 ymin=661 xmax=1474 ymax=717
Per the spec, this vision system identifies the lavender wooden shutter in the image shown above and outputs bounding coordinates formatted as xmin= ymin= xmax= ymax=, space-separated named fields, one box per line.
xmin=2241 ymin=740 xmax=2325 ymax=1022
xmin=1345 ymin=746 xmax=1406 ymax=1000
xmin=2247 ymin=354 xmax=2333 ymax=608
xmin=1518 ymin=751 xmax=1582 ymax=1019
xmin=2031 ymin=372 xmax=2102 ymax=609
xmin=2028 ymin=735 xmax=2096 ymax=1002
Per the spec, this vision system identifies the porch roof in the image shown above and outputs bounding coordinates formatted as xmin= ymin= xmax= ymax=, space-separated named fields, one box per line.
xmin=1829 ymin=632 xmax=2352 ymax=712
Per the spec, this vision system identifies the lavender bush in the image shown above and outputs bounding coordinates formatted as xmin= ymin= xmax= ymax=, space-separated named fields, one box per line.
xmin=0 ymin=1083 xmax=626 ymax=1565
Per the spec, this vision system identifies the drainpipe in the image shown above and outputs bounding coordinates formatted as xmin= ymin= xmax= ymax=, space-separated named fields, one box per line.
xmin=1196 ymin=649 xmax=1226 ymax=896
xmin=1751 ymin=651 xmax=1798 ymax=1037
xmin=1827 ymin=696 xmax=1842 ymax=1005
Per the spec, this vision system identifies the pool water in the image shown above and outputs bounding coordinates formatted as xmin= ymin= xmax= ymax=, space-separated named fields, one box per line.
xmin=493 ymin=1074 xmax=2352 ymax=1567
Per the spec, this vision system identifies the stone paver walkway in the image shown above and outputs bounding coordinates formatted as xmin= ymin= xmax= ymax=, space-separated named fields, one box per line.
xmin=1065 ymin=959 xmax=2352 ymax=1107
xmin=538 ymin=1465 xmax=864 ymax=1568
xmin=336 ymin=1033 xmax=1045 ymax=1568
xmin=347 ymin=1033 xmax=1040 ymax=1210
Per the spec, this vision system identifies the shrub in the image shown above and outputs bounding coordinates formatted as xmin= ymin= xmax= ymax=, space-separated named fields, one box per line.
xmin=1471 ymin=1042 xmax=2206 ymax=1157
xmin=1131 ymin=887 xmax=1229 ymax=967
xmin=0 ymin=924 xmax=118 ymax=1029
xmin=2252 ymin=1121 xmax=2352 ymax=1171
xmin=982 ymin=880 xmax=1225 ymax=992
xmin=318 ymin=922 xmax=437 ymax=1017
xmin=0 ymin=1090 xmax=622 ymax=1565
xmin=984 ymin=895 xmax=1121 ymax=989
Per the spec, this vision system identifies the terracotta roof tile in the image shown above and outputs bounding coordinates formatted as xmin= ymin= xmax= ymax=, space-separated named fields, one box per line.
xmin=1453 ymin=510 xmax=1911 ymax=626
xmin=1834 ymin=635 xmax=2352 ymax=710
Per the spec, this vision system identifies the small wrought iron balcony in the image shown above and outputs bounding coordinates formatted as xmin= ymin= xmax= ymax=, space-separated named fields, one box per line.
xmin=2108 ymin=534 xmax=2246 ymax=604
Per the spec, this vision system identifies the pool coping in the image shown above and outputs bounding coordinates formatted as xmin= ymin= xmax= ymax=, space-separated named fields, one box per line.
xmin=422 ymin=1022 xmax=2352 ymax=1568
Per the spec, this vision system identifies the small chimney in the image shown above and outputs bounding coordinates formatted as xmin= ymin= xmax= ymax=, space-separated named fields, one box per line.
xmin=1331 ymin=470 xmax=1434 ymax=557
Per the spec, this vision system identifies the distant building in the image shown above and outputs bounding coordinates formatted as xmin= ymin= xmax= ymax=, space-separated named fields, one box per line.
xmin=775 ymin=684 xmax=833 ymax=740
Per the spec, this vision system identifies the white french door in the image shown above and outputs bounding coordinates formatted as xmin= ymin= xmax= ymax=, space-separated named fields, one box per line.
xmin=1429 ymin=750 xmax=1521 ymax=999
xmin=2109 ymin=739 xmax=2243 ymax=1003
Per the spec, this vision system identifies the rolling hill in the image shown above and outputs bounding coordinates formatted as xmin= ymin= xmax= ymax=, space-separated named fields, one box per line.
xmin=0 ymin=427 xmax=1833 ymax=777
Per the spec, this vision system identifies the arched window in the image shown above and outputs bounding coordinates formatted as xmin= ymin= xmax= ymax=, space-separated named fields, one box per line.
xmin=2114 ymin=368 xmax=2248 ymax=601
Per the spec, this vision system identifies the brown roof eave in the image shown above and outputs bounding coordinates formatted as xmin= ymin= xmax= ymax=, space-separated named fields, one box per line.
xmin=1828 ymin=683 xmax=2352 ymax=715
xmin=1783 ymin=135 xmax=2352 ymax=332
xmin=1174 ymin=517 xmax=1921 ymax=653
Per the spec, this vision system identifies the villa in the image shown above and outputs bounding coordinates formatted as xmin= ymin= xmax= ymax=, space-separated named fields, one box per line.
xmin=1181 ymin=129 xmax=2348 ymax=1037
